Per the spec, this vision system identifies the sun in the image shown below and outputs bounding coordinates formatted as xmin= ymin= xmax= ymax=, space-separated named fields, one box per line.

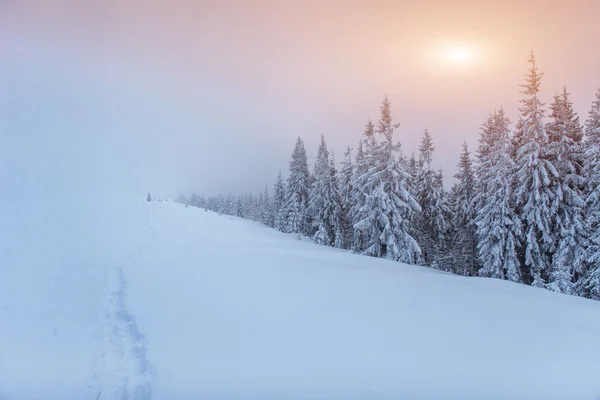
xmin=446 ymin=46 xmax=471 ymax=63
xmin=422 ymin=38 xmax=485 ymax=72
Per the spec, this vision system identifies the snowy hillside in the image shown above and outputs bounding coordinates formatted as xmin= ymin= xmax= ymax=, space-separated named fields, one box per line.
xmin=1 ymin=194 xmax=600 ymax=400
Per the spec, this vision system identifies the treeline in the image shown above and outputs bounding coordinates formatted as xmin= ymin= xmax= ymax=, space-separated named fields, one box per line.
xmin=179 ymin=52 xmax=600 ymax=300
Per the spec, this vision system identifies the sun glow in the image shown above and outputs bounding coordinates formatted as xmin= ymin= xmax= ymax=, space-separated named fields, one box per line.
xmin=423 ymin=40 xmax=484 ymax=71
xmin=445 ymin=46 xmax=471 ymax=63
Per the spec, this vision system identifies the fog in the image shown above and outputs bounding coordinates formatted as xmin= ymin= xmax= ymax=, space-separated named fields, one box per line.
xmin=2 ymin=0 xmax=599 ymax=197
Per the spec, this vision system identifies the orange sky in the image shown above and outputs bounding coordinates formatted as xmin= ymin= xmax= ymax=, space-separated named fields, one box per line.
xmin=2 ymin=0 xmax=600 ymax=194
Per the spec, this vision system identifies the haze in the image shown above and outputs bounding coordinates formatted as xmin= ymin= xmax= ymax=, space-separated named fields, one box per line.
xmin=2 ymin=0 xmax=599 ymax=197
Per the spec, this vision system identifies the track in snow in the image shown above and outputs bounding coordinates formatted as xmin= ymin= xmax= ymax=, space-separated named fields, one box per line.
xmin=93 ymin=205 xmax=156 ymax=400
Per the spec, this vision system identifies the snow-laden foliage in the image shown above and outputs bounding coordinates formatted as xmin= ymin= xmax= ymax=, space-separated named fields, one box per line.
xmin=273 ymin=171 xmax=287 ymax=232
xmin=413 ymin=129 xmax=451 ymax=267
xmin=338 ymin=146 xmax=355 ymax=249
xmin=475 ymin=110 xmax=522 ymax=281
xmin=308 ymin=135 xmax=342 ymax=246
xmin=349 ymin=123 xmax=374 ymax=253
xmin=513 ymin=51 xmax=556 ymax=287
xmin=449 ymin=142 xmax=477 ymax=275
xmin=582 ymin=85 xmax=600 ymax=299
xmin=284 ymin=137 xmax=311 ymax=235
xmin=545 ymin=88 xmax=587 ymax=294
xmin=353 ymin=96 xmax=421 ymax=263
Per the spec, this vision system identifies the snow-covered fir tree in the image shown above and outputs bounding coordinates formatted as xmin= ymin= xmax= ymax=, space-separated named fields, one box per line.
xmin=406 ymin=153 xmax=419 ymax=212
xmin=511 ymin=117 xmax=525 ymax=160
xmin=216 ymin=195 xmax=223 ymax=213
xmin=339 ymin=146 xmax=354 ymax=249
xmin=329 ymin=153 xmax=344 ymax=249
xmin=284 ymin=137 xmax=311 ymax=235
xmin=273 ymin=171 xmax=287 ymax=232
xmin=308 ymin=135 xmax=342 ymax=246
xmin=262 ymin=186 xmax=274 ymax=227
xmin=449 ymin=141 xmax=477 ymax=275
xmin=349 ymin=123 xmax=373 ymax=252
xmin=581 ymin=84 xmax=600 ymax=299
xmin=242 ymin=193 xmax=255 ymax=218
xmin=235 ymin=197 xmax=244 ymax=218
xmin=255 ymin=192 xmax=265 ymax=221
xmin=474 ymin=109 xmax=522 ymax=281
xmin=413 ymin=128 xmax=451 ymax=267
xmin=407 ymin=153 xmax=418 ymax=179
xmin=353 ymin=95 xmax=421 ymax=263
xmin=227 ymin=194 xmax=237 ymax=216
xmin=513 ymin=51 xmax=556 ymax=287
xmin=546 ymin=87 xmax=587 ymax=294
xmin=308 ymin=135 xmax=328 ymax=238
xmin=206 ymin=195 xmax=216 ymax=212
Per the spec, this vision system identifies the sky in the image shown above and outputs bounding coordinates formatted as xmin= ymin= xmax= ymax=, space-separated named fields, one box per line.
xmin=1 ymin=0 xmax=600 ymax=197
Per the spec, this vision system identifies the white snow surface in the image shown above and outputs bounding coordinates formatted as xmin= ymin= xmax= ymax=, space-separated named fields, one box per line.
xmin=1 ymin=193 xmax=600 ymax=399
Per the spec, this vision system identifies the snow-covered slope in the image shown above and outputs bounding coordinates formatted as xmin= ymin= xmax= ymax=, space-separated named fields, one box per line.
xmin=1 ymin=194 xmax=600 ymax=400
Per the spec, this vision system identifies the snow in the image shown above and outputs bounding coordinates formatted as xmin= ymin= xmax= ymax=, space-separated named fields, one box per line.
xmin=1 ymin=193 xmax=600 ymax=399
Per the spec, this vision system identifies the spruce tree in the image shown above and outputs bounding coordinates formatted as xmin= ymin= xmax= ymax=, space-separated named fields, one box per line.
xmin=436 ymin=169 xmax=453 ymax=270
xmin=511 ymin=117 xmax=526 ymax=160
xmin=263 ymin=186 xmax=274 ymax=227
xmin=284 ymin=137 xmax=310 ymax=235
xmin=226 ymin=194 xmax=236 ymax=216
xmin=308 ymin=135 xmax=342 ymax=246
xmin=413 ymin=128 xmax=451 ymax=267
xmin=329 ymin=152 xmax=344 ymax=248
xmin=273 ymin=171 xmax=287 ymax=232
xmin=216 ymin=194 xmax=226 ymax=215
xmin=242 ymin=192 xmax=255 ymax=219
xmin=407 ymin=153 xmax=418 ymax=181
xmin=475 ymin=109 xmax=522 ymax=281
xmin=235 ymin=198 xmax=244 ymax=218
xmin=450 ymin=142 xmax=477 ymax=275
xmin=350 ymin=124 xmax=373 ymax=252
xmin=546 ymin=88 xmax=587 ymax=294
xmin=339 ymin=146 xmax=354 ymax=249
xmin=255 ymin=192 xmax=265 ymax=221
xmin=309 ymin=135 xmax=329 ymax=242
xmin=513 ymin=51 xmax=556 ymax=287
xmin=353 ymin=95 xmax=421 ymax=263
xmin=582 ymin=85 xmax=600 ymax=298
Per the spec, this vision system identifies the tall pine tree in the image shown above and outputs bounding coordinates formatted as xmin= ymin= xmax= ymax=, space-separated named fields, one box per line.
xmin=513 ymin=51 xmax=556 ymax=287
xmin=450 ymin=141 xmax=477 ymax=275
xmin=413 ymin=128 xmax=451 ymax=267
xmin=475 ymin=109 xmax=522 ymax=281
xmin=329 ymin=152 xmax=344 ymax=248
xmin=350 ymin=122 xmax=374 ymax=253
xmin=284 ymin=137 xmax=311 ymax=235
xmin=353 ymin=96 xmax=421 ymax=263
xmin=273 ymin=171 xmax=287 ymax=232
xmin=546 ymin=88 xmax=587 ymax=294
xmin=308 ymin=135 xmax=342 ymax=246
xmin=582 ymin=85 xmax=600 ymax=299
xmin=339 ymin=146 xmax=355 ymax=249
